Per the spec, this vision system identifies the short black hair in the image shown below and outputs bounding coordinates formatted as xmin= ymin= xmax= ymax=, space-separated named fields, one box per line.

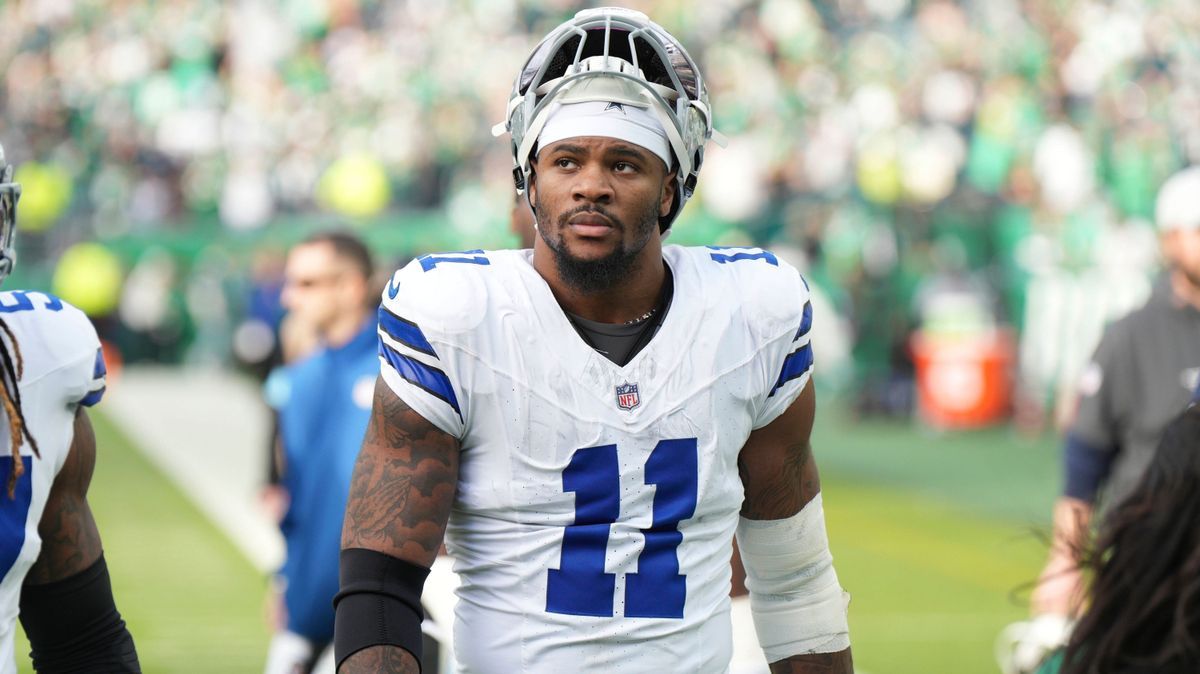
xmin=301 ymin=230 xmax=373 ymax=280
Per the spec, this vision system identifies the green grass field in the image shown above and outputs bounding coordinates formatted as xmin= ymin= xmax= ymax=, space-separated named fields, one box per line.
xmin=15 ymin=402 xmax=1059 ymax=673
xmin=814 ymin=408 xmax=1059 ymax=674
xmin=15 ymin=411 xmax=269 ymax=673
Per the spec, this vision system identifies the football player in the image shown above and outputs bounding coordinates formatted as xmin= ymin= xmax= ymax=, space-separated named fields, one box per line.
xmin=335 ymin=8 xmax=851 ymax=673
xmin=0 ymin=144 xmax=140 ymax=671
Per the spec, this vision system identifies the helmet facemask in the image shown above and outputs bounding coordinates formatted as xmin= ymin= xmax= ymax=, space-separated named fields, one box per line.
xmin=0 ymin=157 xmax=19 ymax=285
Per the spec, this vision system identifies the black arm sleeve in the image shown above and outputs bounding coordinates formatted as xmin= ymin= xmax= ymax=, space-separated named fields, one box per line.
xmin=19 ymin=554 xmax=140 ymax=673
xmin=334 ymin=547 xmax=429 ymax=670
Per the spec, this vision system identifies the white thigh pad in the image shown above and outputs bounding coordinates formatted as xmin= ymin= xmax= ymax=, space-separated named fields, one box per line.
xmin=735 ymin=493 xmax=850 ymax=663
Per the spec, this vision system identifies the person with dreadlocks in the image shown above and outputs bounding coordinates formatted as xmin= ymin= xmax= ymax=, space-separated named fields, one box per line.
xmin=0 ymin=144 xmax=140 ymax=672
xmin=1025 ymin=405 xmax=1200 ymax=674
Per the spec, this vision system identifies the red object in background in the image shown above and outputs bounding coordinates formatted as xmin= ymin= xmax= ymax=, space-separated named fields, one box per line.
xmin=100 ymin=339 xmax=123 ymax=388
xmin=910 ymin=329 xmax=1015 ymax=429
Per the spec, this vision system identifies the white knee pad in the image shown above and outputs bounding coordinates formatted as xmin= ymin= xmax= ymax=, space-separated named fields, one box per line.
xmin=735 ymin=493 xmax=850 ymax=662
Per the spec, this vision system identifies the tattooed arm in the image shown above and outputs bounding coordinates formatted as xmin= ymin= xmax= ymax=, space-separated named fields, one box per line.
xmin=737 ymin=385 xmax=853 ymax=674
xmin=19 ymin=407 xmax=141 ymax=671
xmin=338 ymin=378 xmax=460 ymax=674
xmin=26 ymin=408 xmax=103 ymax=584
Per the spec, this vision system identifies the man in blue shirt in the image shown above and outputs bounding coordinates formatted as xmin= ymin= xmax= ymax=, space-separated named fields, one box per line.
xmin=264 ymin=231 xmax=379 ymax=674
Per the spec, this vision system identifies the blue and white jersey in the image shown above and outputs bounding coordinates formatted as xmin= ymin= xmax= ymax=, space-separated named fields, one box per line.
xmin=0 ymin=291 xmax=105 ymax=674
xmin=378 ymin=246 xmax=812 ymax=674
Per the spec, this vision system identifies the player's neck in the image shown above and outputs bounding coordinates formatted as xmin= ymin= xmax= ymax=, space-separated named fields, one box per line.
xmin=536 ymin=245 xmax=665 ymax=325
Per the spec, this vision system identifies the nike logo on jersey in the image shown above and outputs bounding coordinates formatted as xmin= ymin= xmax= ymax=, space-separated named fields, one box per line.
xmin=387 ymin=273 xmax=402 ymax=300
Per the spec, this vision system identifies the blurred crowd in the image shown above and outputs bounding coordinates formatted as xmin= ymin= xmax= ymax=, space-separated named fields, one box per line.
xmin=2 ymin=0 xmax=1198 ymax=424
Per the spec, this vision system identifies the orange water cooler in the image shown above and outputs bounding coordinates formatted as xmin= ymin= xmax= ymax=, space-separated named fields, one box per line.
xmin=910 ymin=328 xmax=1014 ymax=429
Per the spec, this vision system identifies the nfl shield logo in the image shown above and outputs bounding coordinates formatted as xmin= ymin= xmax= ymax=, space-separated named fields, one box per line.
xmin=615 ymin=382 xmax=641 ymax=411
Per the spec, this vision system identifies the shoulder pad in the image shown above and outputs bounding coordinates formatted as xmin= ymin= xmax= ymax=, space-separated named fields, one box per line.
xmin=381 ymin=251 xmax=495 ymax=336
xmin=684 ymin=246 xmax=811 ymax=339
xmin=0 ymin=291 xmax=104 ymax=405
xmin=0 ymin=290 xmax=100 ymax=353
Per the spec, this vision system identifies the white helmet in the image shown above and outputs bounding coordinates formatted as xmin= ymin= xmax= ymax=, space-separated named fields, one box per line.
xmin=0 ymin=145 xmax=19 ymax=284
xmin=493 ymin=7 xmax=722 ymax=231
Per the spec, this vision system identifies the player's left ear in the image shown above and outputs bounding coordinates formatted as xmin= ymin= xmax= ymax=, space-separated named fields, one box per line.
xmin=659 ymin=168 xmax=678 ymax=218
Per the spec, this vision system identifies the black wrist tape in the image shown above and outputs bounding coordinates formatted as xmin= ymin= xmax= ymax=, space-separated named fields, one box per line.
xmin=334 ymin=547 xmax=430 ymax=670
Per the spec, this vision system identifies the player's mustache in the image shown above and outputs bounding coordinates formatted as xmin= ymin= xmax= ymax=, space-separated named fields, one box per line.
xmin=557 ymin=205 xmax=623 ymax=231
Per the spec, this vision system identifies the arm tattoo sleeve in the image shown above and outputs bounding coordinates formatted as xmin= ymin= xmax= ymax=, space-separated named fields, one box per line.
xmin=341 ymin=378 xmax=460 ymax=567
xmin=25 ymin=408 xmax=103 ymax=585
xmin=339 ymin=645 xmax=420 ymax=674
xmin=738 ymin=439 xmax=820 ymax=521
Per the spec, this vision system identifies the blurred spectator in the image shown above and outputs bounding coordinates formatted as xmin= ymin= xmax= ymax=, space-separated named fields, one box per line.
xmin=1000 ymin=403 xmax=1200 ymax=674
xmin=232 ymin=247 xmax=288 ymax=381
xmin=1037 ymin=406 xmax=1200 ymax=673
xmin=1029 ymin=166 xmax=1200 ymax=636
xmin=262 ymin=230 xmax=377 ymax=674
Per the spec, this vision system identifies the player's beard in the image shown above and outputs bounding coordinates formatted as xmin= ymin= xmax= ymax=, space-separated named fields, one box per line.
xmin=536 ymin=197 xmax=659 ymax=294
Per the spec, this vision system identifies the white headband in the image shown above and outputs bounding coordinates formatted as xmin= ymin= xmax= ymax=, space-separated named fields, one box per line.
xmin=537 ymin=100 xmax=673 ymax=169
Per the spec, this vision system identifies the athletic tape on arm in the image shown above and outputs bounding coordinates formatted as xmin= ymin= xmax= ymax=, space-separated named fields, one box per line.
xmin=735 ymin=493 xmax=850 ymax=662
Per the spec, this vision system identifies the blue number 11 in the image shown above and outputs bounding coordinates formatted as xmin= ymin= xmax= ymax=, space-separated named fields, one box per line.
xmin=546 ymin=438 xmax=698 ymax=619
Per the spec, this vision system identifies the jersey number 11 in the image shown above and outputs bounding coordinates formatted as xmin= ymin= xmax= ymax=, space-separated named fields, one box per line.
xmin=547 ymin=438 xmax=697 ymax=619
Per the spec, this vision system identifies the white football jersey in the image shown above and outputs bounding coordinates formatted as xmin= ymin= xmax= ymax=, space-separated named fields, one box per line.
xmin=0 ymin=291 xmax=105 ymax=674
xmin=378 ymin=245 xmax=813 ymax=673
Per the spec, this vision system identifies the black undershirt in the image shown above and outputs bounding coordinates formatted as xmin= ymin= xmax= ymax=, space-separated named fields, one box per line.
xmin=564 ymin=265 xmax=674 ymax=367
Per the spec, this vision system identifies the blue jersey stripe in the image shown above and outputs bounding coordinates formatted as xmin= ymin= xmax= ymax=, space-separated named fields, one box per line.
xmin=92 ymin=347 xmax=107 ymax=379
xmin=378 ymin=341 xmax=461 ymax=417
xmin=378 ymin=307 xmax=437 ymax=357
xmin=706 ymin=250 xmax=779 ymax=266
xmin=80 ymin=386 xmax=106 ymax=408
xmin=794 ymin=301 xmax=812 ymax=341
xmin=418 ymin=250 xmax=489 ymax=272
xmin=768 ymin=345 xmax=813 ymax=398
